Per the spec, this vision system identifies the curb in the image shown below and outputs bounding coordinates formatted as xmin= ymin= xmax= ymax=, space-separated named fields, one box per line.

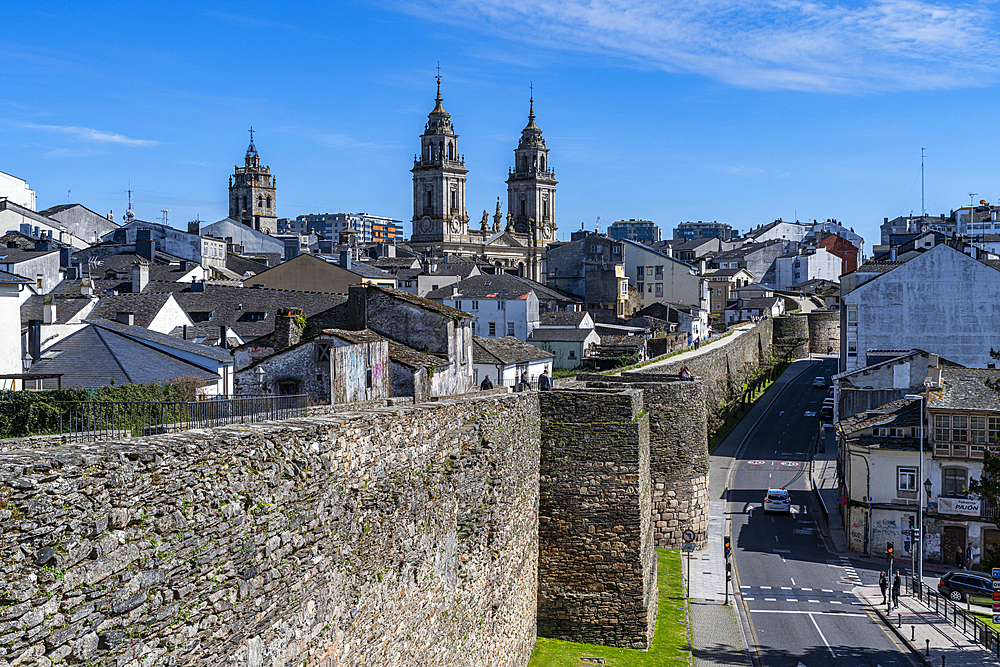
xmin=872 ymin=604 xmax=933 ymax=667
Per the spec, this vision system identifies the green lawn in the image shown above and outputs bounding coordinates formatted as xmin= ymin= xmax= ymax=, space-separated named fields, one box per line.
xmin=969 ymin=609 xmax=1000 ymax=630
xmin=528 ymin=549 xmax=691 ymax=666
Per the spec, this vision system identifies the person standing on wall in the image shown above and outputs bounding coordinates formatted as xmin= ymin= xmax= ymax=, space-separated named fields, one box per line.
xmin=892 ymin=570 xmax=901 ymax=609
xmin=879 ymin=571 xmax=888 ymax=606
xmin=519 ymin=369 xmax=530 ymax=392
xmin=538 ymin=367 xmax=552 ymax=391
xmin=480 ymin=375 xmax=493 ymax=391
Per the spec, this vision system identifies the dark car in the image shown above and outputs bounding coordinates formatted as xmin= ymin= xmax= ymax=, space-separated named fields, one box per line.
xmin=937 ymin=571 xmax=993 ymax=606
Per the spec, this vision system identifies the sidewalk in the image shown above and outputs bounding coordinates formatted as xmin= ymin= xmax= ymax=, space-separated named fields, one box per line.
xmin=636 ymin=323 xmax=757 ymax=375
xmin=810 ymin=425 xmax=850 ymax=553
xmin=856 ymin=586 xmax=1000 ymax=666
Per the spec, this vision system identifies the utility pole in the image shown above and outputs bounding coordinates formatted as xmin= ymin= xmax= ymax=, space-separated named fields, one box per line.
xmin=921 ymin=148 xmax=925 ymax=218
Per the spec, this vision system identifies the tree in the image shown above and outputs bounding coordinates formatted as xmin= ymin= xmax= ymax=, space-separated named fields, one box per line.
xmin=969 ymin=348 xmax=1000 ymax=570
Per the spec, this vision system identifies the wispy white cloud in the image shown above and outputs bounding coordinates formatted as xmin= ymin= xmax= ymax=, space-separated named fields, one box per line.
xmin=277 ymin=125 xmax=404 ymax=152
xmin=15 ymin=121 xmax=160 ymax=146
xmin=389 ymin=0 xmax=999 ymax=92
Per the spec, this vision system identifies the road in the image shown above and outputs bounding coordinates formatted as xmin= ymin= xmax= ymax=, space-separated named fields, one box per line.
xmin=728 ymin=358 xmax=921 ymax=667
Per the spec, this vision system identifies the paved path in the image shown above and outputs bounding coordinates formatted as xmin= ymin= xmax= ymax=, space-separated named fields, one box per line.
xmin=856 ymin=586 xmax=1000 ymax=667
xmin=637 ymin=322 xmax=758 ymax=375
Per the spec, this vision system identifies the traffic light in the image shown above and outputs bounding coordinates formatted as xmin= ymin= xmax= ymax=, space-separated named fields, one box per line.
xmin=724 ymin=535 xmax=732 ymax=559
xmin=886 ymin=542 xmax=894 ymax=559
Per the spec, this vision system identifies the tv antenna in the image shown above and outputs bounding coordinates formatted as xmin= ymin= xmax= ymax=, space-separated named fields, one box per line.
xmin=920 ymin=148 xmax=925 ymax=218
xmin=161 ymin=209 xmax=170 ymax=225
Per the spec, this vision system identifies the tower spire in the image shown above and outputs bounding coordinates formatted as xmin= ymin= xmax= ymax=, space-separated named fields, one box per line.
xmin=432 ymin=63 xmax=446 ymax=114
xmin=529 ymin=82 xmax=534 ymax=122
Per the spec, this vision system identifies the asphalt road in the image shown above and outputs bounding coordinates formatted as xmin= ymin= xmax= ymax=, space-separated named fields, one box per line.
xmin=729 ymin=358 xmax=921 ymax=667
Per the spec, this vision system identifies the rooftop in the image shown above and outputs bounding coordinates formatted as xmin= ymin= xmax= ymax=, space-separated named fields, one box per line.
xmin=473 ymin=336 xmax=554 ymax=365
xmin=927 ymin=367 xmax=1000 ymax=412
xmin=425 ymin=273 xmax=580 ymax=303
xmin=538 ymin=311 xmax=590 ymax=327
xmin=323 ymin=328 xmax=443 ymax=369
xmin=527 ymin=328 xmax=598 ymax=342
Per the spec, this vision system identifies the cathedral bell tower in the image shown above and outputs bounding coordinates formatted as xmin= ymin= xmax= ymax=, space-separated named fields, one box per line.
xmin=411 ymin=76 xmax=468 ymax=243
xmin=229 ymin=128 xmax=277 ymax=233
xmin=506 ymin=94 xmax=557 ymax=246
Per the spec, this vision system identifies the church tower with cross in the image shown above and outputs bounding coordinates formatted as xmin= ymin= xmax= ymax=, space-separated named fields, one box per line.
xmin=410 ymin=70 xmax=469 ymax=243
xmin=229 ymin=128 xmax=278 ymax=232
xmin=506 ymin=89 xmax=557 ymax=247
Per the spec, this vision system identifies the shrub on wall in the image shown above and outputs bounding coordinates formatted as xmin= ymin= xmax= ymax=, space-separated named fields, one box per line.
xmin=0 ymin=380 xmax=191 ymax=439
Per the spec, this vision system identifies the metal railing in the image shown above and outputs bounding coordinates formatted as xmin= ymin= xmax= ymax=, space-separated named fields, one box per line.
xmin=909 ymin=581 xmax=1000 ymax=657
xmin=56 ymin=395 xmax=308 ymax=442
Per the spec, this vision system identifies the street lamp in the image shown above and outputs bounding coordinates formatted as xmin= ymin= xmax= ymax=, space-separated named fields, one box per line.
xmin=905 ymin=393 xmax=926 ymax=594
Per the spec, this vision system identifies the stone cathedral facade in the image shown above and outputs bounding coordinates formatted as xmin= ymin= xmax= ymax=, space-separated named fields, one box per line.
xmin=408 ymin=80 xmax=558 ymax=281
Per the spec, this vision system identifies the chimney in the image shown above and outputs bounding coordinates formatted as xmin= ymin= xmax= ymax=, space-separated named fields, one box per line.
xmin=347 ymin=284 xmax=368 ymax=330
xmin=33 ymin=239 xmax=50 ymax=252
xmin=80 ymin=276 xmax=93 ymax=297
xmin=188 ymin=220 xmax=201 ymax=236
xmin=116 ymin=312 xmax=135 ymax=326
xmin=182 ymin=324 xmax=188 ymax=340
xmin=273 ymin=308 xmax=304 ymax=350
xmin=28 ymin=319 xmax=41 ymax=362
xmin=889 ymin=246 xmax=897 ymax=261
xmin=131 ymin=262 xmax=149 ymax=293
xmin=219 ymin=325 xmax=228 ymax=349
xmin=179 ymin=260 xmax=188 ymax=272
xmin=136 ymin=238 xmax=155 ymax=262
xmin=191 ymin=280 xmax=206 ymax=293
xmin=42 ymin=295 xmax=56 ymax=324
xmin=699 ymin=258 xmax=707 ymax=275
xmin=339 ymin=250 xmax=350 ymax=269
xmin=136 ymin=229 xmax=152 ymax=241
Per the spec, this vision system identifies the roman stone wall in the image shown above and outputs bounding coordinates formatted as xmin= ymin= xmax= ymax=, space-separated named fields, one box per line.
xmin=773 ymin=314 xmax=809 ymax=360
xmin=537 ymin=389 xmax=656 ymax=649
xmin=0 ymin=393 xmax=539 ymax=667
xmin=807 ymin=310 xmax=840 ymax=356
xmin=585 ymin=379 xmax=709 ymax=549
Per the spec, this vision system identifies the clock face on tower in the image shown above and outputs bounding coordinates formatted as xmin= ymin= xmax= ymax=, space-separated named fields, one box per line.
xmin=418 ymin=217 xmax=433 ymax=233
xmin=450 ymin=218 xmax=462 ymax=233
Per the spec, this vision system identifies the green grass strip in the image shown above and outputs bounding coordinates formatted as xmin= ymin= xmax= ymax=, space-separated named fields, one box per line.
xmin=528 ymin=549 xmax=691 ymax=666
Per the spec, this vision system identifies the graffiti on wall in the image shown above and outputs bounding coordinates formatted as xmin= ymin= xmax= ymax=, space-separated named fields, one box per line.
xmin=849 ymin=510 xmax=865 ymax=551
xmin=870 ymin=516 xmax=899 ymax=553
xmin=925 ymin=532 xmax=941 ymax=561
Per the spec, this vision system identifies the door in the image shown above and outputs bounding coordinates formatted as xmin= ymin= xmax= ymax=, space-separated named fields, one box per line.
xmin=942 ymin=526 xmax=967 ymax=567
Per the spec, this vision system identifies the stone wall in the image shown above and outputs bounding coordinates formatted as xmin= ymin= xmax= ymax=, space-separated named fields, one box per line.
xmin=585 ymin=379 xmax=709 ymax=549
xmin=537 ymin=389 xmax=656 ymax=649
xmin=0 ymin=393 xmax=540 ymax=667
xmin=773 ymin=314 xmax=809 ymax=360
xmin=807 ymin=310 xmax=839 ymax=356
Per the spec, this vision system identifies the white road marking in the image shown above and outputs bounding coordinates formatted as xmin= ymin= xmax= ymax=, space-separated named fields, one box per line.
xmin=821 ymin=589 xmax=833 ymax=592
xmin=808 ymin=599 xmax=821 ymax=603
xmin=761 ymin=586 xmax=771 ymax=589
xmin=741 ymin=585 xmax=751 ymax=589
xmin=809 ymin=612 xmax=838 ymax=658
xmin=790 ymin=578 xmax=796 ymax=586
xmin=786 ymin=599 xmax=798 ymax=602
xmin=830 ymin=601 xmax=842 ymax=604
xmin=764 ymin=597 xmax=777 ymax=601
xmin=801 ymin=588 xmax=812 ymax=591
xmin=748 ymin=610 xmax=867 ymax=617
xmin=780 ymin=587 xmax=792 ymax=590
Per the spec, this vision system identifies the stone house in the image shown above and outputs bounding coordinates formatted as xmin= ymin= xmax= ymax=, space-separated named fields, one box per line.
xmin=0 ymin=247 xmax=62 ymax=294
xmin=544 ymin=232 xmax=629 ymax=318
xmin=633 ymin=301 xmax=709 ymax=342
xmin=839 ymin=244 xmax=1000 ymax=372
xmin=472 ymin=335 xmax=554 ymax=387
xmin=723 ymin=295 xmax=784 ymax=324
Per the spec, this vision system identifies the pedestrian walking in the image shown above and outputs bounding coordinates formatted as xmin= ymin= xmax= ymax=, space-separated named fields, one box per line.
xmin=480 ymin=375 xmax=493 ymax=391
xmin=519 ymin=370 xmax=530 ymax=392
xmin=538 ymin=368 xmax=552 ymax=391
xmin=956 ymin=546 xmax=965 ymax=569
xmin=892 ymin=571 xmax=901 ymax=609
xmin=694 ymin=337 xmax=700 ymax=350
xmin=879 ymin=571 xmax=888 ymax=605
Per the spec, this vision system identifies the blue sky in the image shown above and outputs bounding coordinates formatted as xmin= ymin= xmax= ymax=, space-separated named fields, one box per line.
xmin=3 ymin=1 xmax=1000 ymax=249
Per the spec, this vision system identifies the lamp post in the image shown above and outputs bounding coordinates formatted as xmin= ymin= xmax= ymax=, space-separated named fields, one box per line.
xmin=905 ymin=393 xmax=926 ymax=594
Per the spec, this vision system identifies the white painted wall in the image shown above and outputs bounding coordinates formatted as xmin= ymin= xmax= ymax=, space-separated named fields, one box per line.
xmin=446 ymin=293 xmax=540 ymax=341
xmin=843 ymin=244 xmax=1000 ymax=371
xmin=621 ymin=241 xmax=704 ymax=309
xmin=0 ymin=171 xmax=36 ymax=210
xmin=774 ymin=248 xmax=841 ymax=290
xmin=0 ymin=282 xmax=25 ymax=380
xmin=146 ymin=295 xmax=195 ymax=334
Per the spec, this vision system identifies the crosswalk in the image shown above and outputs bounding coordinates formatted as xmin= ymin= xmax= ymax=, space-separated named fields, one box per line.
xmin=739 ymin=586 xmax=864 ymax=606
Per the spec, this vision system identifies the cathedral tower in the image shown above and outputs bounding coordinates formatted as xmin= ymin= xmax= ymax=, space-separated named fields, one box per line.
xmin=506 ymin=94 xmax=557 ymax=246
xmin=411 ymin=77 xmax=468 ymax=243
xmin=229 ymin=129 xmax=277 ymax=232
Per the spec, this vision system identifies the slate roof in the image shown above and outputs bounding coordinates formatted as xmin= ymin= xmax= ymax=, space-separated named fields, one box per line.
xmin=0 ymin=248 xmax=59 ymax=265
xmin=527 ymin=328 xmax=598 ymax=342
xmin=733 ymin=297 xmax=782 ymax=311
xmin=425 ymin=274 xmax=580 ymax=303
xmin=87 ymin=253 xmax=199 ymax=283
xmin=837 ymin=398 xmax=922 ymax=450
xmin=473 ymin=336 xmax=553 ymax=365
xmin=705 ymin=268 xmax=753 ymax=278
xmin=927 ymin=367 xmax=1000 ymax=412
xmin=425 ymin=260 xmax=480 ymax=277
xmin=88 ymin=319 xmax=235 ymax=362
xmin=28 ymin=324 xmax=219 ymax=389
xmin=0 ymin=269 xmax=32 ymax=284
xmin=323 ymin=328 xmax=443 ymax=369
xmin=88 ymin=293 xmax=184 ymax=328
xmin=372 ymin=256 xmax=420 ymax=269
xmin=538 ymin=311 xmax=589 ymax=327
xmin=854 ymin=261 xmax=904 ymax=274
xmin=167 ymin=325 xmax=241 ymax=347
xmin=139 ymin=282 xmax=348 ymax=340
xmin=20 ymin=294 xmax=96 ymax=326
xmin=370 ymin=285 xmax=472 ymax=319
xmin=341 ymin=259 xmax=396 ymax=280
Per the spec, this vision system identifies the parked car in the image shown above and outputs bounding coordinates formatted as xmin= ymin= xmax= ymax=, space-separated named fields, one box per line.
xmin=763 ymin=488 xmax=791 ymax=514
xmin=813 ymin=376 xmax=826 ymax=388
xmin=937 ymin=571 xmax=993 ymax=606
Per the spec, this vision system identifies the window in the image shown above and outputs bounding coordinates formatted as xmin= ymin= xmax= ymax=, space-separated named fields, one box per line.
xmin=646 ymin=267 xmax=653 ymax=275
xmin=971 ymin=416 xmax=986 ymax=445
xmin=189 ymin=311 xmax=213 ymax=323
xmin=989 ymin=416 xmax=1000 ymax=447
xmin=637 ymin=266 xmax=644 ymax=278
xmin=488 ymin=322 xmax=496 ymax=336
xmin=647 ymin=285 xmax=653 ymax=293
xmin=655 ymin=284 xmax=663 ymax=297
xmin=620 ymin=282 xmax=627 ymax=295
xmin=655 ymin=266 xmax=663 ymax=279
xmin=454 ymin=300 xmax=462 ymax=310
xmin=613 ymin=245 xmax=621 ymax=254
xmin=315 ymin=343 xmax=331 ymax=363
xmin=569 ymin=350 xmax=576 ymax=359
xmin=943 ymin=467 xmax=968 ymax=497
xmin=507 ymin=322 xmax=514 ymax=336
xmin=498 ymin=301 xmax=505 ymax=310
xmin=637 ymin=283 xmax=644 ymax=293
xmin=471 ymin=300 xmax=479 ymax=310
xmin=592 ymin=245 xmax=597 ymax=253
xmin=898 ymin=467 xmax=917 ymax=492
xmin=847 ymin=305 xmax=857 ymax=324
xmin=242 ymin=311 xmax=266 ymax=322
xmin=952 ymin=415 xmax=968 ymax=442
xmin=934 ymin=414 xmax=950 ymax=441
